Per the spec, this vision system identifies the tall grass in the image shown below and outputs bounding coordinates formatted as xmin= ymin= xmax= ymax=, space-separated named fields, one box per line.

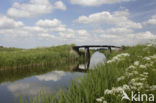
xmin=0 ymin=45 xmax=78 ymax=69
xmin=0 ymin=62 xmax=78 ymax=84
xmin=20 ymin=44 xmax=156 ymax=103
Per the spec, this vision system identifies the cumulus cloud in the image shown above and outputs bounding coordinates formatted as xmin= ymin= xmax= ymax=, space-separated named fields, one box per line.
xmin=7 ymin=0 xmax=66 ymax=18
xmin=144 ymin=14 xmax=156 ymax=25
xmin=74 ymin=10 xmax=142 ymax=29
xmin=36 ymin=19 xmax=62 ymax=27
xmin=93 ymin=27 xmax=133 ymax=35
xmin=0 ymin=17 xmax=90 ymax=48
xmin=0 ymin=15 xmax=24 ymax=29
xmin=70 ymin=0 xmax=131 ymax=6
xmin=54 ymin=1 xmax=66 ymax=10
xmin=98 ymin=30 xmax=156 ymax=45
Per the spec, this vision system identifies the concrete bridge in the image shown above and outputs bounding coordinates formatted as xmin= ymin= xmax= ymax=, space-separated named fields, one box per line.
xmin=72 ymin=45 xmax=121 ymax=58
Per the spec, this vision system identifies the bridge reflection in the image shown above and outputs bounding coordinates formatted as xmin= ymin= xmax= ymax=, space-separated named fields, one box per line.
xmin=72 ymin=51 xmax=106 ymax=72
xmin=72 ymin=60 xmax=90 ymax=72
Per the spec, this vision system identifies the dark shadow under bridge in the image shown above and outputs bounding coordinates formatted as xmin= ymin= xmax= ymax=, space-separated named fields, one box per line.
xmin=72 ymin=45 xmax=121 ymax=58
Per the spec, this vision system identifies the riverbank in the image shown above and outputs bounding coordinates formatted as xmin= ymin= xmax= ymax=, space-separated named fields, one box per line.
xmin=0 ymin=45 xmax=79 ymax=69
xmin=21 ymin=44 xmax=156 ymax=103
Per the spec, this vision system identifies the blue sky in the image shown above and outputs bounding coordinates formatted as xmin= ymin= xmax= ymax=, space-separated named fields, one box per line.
xmin=0 ymin=0 xmax=156 ymax=48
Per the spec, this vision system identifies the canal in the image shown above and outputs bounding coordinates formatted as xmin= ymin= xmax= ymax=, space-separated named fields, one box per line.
xmin=0 ymin=51 xmax=106 ymax=103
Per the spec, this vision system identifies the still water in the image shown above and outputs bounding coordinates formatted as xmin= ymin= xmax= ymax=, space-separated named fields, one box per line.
xmin=0 ymin=52 xmax=106 ymax=103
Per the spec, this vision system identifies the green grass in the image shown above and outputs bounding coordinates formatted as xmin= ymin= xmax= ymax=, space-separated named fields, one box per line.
xmin=0 ymin=44 xmax=79 ymax=69
xmin=19 ymin=44 xmax=156 ymax=103
xmin=0 ymin=62 xmax=78 ymax=84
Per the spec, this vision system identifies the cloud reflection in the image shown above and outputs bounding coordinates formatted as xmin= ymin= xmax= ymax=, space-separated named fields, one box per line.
xmin=35 ymin=71 xmax=66 ymax=82
xmin=89 ymin=52 xmax=106 ymax=68
xmin=8 ymin=82 xmax=49 ymax=96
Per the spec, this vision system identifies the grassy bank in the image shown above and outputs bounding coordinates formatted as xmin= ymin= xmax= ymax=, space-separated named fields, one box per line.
xmin=20 ymin=44 xmax=156 ymax=103
xmin=0 ymin=62 xmax=79 ymax=84
xmin=0 ymin=45 xmax=78 ymax=69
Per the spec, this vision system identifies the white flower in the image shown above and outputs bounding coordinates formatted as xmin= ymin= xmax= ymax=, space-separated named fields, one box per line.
xmin=131 ymin=86 xmax=137 ymax=90
xmin=143 ymin=72 xmax=148 ymax=75
xmin=122 ymin=85 xmax=130 ymax=90
xmin=133 ymin=82 xmax=143 ymax=87
xmin=127 ymin=73 xmax=133 ymax=77
xmin=134 ymin=61 xmax=139 ymax=66
xmin=145 ymin=84 xmax=150 ymax=88
xmin=117 ymin=76 xmax=125 ymax=81
xmin=137 ymin=86 xmax=143 ymax=91
xmin=143 ymin=57 xmax=151 ymax=61
xmin=103 ymin=101 xmax=107 ymax=103
xmin=150 ymin=62 xmax=154 ymax=66
xmin=104 ymin=89 xmax=112 ymax=95
xmin=132 ymin=71 xmax=139 ymax=75
xmin=150 ymin=55 xmax=156 ymax=59
xmin=150 ymin=85 xmax=156 ymax=91
xmin=140 ymin=78 xmax=146 ymax=81
xmin=107 ymin=53 xmax=130 ymax=63
xmin=121 ymin=53 xmax=130 ymax=57
xmin=140 ymin=74 xmax=148 ymax=78
xmin=130 ymin=79 xmax=136 ymax=83
xmin=147 ymin=44 xmax=152 ymax=47
xmin=96 ymin=98 xmax=103 ymax=102
xmin=128 ymin=65 xmax=135 ymax=69
xmin=116 ymin=87 xmax=124 ymax=93
xmin=139 ymin=65 xmax=146 ymax=69
xmin=107 ymin=60 xmax=113 ymax=63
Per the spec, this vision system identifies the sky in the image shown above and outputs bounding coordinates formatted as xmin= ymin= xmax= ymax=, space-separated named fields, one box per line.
xmin=0 ymin=0 xmax=156 ymax=48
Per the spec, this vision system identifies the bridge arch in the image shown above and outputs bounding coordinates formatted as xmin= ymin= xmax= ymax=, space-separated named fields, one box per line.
xmin=72 ymin=45 xmax=121 ymax=58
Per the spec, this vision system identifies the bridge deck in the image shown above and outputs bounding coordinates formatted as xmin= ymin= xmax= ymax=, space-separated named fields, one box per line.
xmin=73 ymin=45 xmax=121 ymax=48
xmin=72 ymin=45 xmax=121 ymax=58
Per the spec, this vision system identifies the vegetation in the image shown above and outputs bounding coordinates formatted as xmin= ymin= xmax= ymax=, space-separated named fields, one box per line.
xmin=0 ymin=44 xmax=78 ymax=69
xmin=19 ymin=44 xmax=156 ymax=103
xmin=0 ymin=62 xmax=78 ymax=84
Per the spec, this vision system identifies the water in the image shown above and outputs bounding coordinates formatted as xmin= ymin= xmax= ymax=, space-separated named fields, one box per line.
xmin=0 ymin=51 xmax=106 ymax=103
xmin=89 ymin=52 xmax=106 ymax=68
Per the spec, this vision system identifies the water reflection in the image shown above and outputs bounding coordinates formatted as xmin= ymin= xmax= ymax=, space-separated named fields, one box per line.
xmin=35 ymin=71 xmax=66 ymax=82
xmin=72 ymin=51 xmax=106 ymax=71
xmin=8 ymin=82 xmax=50 ymax=97
xmin=89 ymin=51 xmax=106 ymax=68
xmin=72 ymin=63 xmax=89 ymax=72
xmin=0 ymin=51 xmax=106 ymax=103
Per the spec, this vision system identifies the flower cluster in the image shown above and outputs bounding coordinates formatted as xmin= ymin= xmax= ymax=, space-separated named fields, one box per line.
xmin=96 ymin=53 xmax=156 ymax=103
xmin=107 ymin=53 xmax=130 ymax=63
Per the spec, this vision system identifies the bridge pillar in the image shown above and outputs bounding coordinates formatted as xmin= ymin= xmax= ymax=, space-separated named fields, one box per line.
xmin=108 ymin=47 xmax=112 ymax=53
xmin=72 ymin=47 xmax=80 ymax=55
xmin=86 ymin=47 xmax=90 ymax=59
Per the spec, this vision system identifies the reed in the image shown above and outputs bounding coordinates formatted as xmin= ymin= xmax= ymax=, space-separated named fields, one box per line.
xmin=0 ymin=44 xmax=79 ymax=69
xmin=19 ymin=44 xmax=156 ymax=103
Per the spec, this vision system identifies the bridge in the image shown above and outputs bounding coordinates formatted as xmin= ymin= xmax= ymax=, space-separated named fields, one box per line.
xmin=72 ymin=45 xmax=121 ymax=58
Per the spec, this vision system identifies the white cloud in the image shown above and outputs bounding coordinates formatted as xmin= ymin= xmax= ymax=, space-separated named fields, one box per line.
xmin=54 ymin=1 xmax=66 ymax=10
xmin=144 ymin=14 xmax=156 ymax=25
xmin=0 ymin=15 xmax=24 ymax=29
xmin=35 ymin=71 xmax=66 ymax=82
xmin=70 ymin=0 xmax=131 ymax=6
xmin=0 ymin=11 xmax=155 ymax=48
xmin=74 ymin=10 xmax=142 ymax=29
xmin=98 ymin=30 xmax=156 ymax=45
xmin=39 ymin=33 xmax=56 ymax=39
xmin=0 ymin=17 xmax=90 ymax=48
xmin=133 ymin=31 xmax=156 ymax=40
xmin=77 ymin=30 xmax=89 ymax=36
xmin=7 ymin=0 xmax=66 ymax=18
xmin=36 ymin=19 xmax=65 ymax=28
xmin=93 ymin=27 xmax=133 ymax=35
